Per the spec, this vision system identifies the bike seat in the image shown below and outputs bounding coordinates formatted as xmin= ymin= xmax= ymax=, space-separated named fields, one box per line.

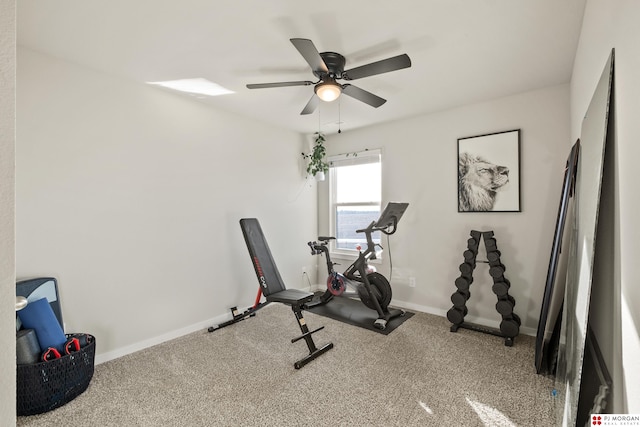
xmin=318 ymin=236 xmax=336 ymax=242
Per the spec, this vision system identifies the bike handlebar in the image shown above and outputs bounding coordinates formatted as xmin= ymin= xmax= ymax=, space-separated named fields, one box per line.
xmin=309 ymin=215 xmax=397 ymax=258
xmin=355 ymin=216 xmax=399 ymax=236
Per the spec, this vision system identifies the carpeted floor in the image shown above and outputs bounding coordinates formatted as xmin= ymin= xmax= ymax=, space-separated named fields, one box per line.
xmin=17 ymin=304 xmax=562 ymax=426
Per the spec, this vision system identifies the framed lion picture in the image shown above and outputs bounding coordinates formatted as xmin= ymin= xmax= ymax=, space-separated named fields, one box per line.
xmin=458 ymin=129 xmax=521 ymax=212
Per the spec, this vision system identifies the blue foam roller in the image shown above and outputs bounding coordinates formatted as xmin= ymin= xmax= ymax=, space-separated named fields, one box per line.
xmin=17 ymin=298 xmax=66 ymax=352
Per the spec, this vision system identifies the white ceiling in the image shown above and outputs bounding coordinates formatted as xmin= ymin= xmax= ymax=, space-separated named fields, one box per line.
xmin=17 ymin=0 xmax=586 ymax=135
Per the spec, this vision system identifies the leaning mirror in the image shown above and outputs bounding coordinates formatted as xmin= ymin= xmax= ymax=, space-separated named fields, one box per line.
xmin=554 ymin=50 xmax=614 ymax=426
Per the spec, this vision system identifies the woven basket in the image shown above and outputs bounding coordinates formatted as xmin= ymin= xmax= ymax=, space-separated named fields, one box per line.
xmin=17 ymin=334 xmax=95 ymax=416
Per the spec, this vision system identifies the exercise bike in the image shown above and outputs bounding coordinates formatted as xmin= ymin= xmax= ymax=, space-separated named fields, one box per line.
xmin=305 ymin=202 xmax=408 ymax=330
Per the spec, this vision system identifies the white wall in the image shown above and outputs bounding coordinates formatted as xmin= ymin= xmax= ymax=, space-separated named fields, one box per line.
xmin=16 ymin=48 xmax=318 ymax=362
xmin=570 ymin=0 xmax=640 ymax=413
xmin=0 ymin=1 xmax=16 ymax=425
xmin=317 ymin=84 xmax=570 ymax=335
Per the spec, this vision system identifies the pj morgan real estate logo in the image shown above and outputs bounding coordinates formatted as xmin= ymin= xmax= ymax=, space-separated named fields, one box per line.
xmin=592 ymin=414 xmax=640 ymax=426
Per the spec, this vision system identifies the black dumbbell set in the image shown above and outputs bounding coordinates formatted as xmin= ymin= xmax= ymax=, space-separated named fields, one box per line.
xmin=447 ymin=230 xmax=480 ymax=326
xmin=447 ymin=230 xmax=520 ymax=346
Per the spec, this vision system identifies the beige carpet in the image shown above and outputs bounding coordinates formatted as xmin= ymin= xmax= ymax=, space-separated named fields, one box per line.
xmin=17 ymin=304 xmax=561 ymax=426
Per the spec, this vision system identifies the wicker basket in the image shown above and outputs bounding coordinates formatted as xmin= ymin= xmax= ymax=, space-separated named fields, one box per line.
xmin=17 ymin=334 xmax=95 ymax=416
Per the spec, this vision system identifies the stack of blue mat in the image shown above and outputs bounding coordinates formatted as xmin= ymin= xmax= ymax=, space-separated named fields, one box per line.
xmin=17 ymin=298 xmax=67 ymax=362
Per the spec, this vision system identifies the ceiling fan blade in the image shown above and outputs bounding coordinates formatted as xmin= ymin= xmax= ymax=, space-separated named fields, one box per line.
xmin=290 ymin=38 xmax=329 ymax=75
xmin=300 ymin=94 xmax=320 ymax=115
xmin=342 ymin=84 xmax=387 ymax=108
xmin=246 ymin=81 xmax=314 ymax=89
xmin=343 ymin=54 xmax=411 ymax=80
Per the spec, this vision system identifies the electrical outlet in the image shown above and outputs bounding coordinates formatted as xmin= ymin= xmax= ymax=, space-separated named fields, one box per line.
xmin=409 ymin=277 xmax=416 ymax=288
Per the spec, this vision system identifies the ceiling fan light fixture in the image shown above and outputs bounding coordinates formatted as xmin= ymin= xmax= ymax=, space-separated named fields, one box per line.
xmin=315 ymin=80 xmax=342 ymax=102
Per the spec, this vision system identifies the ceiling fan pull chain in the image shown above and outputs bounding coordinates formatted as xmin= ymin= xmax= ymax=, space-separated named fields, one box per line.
xmin=338 ymin=99 xmax=342 ymax=134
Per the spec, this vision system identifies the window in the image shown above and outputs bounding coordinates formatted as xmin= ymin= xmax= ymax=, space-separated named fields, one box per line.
xmin=329 ymin=150 xmax=381 ymax=256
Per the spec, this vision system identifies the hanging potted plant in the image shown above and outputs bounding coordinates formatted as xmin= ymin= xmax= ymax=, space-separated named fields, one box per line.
xmin=302 ymin=132 xmax=330 ymax=181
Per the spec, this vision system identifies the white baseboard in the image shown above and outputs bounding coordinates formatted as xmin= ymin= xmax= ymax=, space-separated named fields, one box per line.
xmin=391 ymin=298 xmax=536 ymax=337
xmin=96 ymin=298 xmax=536 ymax=365
xmin=94 ymin=311 xmax=232 ymax=365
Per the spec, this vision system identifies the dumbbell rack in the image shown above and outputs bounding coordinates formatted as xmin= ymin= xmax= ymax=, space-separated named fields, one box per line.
xmin=447 ymin=230 xmax=521 ymax=346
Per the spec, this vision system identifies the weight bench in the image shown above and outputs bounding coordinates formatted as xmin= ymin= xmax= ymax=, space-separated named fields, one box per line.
xmin=239 ymin=218 xmax=333 ymax=369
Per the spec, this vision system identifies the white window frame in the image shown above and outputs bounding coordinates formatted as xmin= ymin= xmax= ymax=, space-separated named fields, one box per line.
xmin=328 ymin=149 xmax=382 ymax=260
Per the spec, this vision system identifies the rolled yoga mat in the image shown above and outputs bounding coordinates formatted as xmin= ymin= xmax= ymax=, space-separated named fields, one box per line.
xmin=17 ymin=298 xmax=66 ymax=352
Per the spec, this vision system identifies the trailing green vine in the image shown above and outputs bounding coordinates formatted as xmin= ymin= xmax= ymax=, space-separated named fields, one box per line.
xmin=301 ymin=132 xmax=330 ymax=176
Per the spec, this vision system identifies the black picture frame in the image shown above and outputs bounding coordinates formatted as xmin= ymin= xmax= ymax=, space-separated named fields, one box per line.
xmin=458 ymin=129 xmax=521 ymax=212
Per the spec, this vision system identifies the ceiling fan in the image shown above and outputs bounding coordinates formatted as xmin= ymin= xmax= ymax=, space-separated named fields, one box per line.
xmin=246 ymin=38 xmax=412 ymax=115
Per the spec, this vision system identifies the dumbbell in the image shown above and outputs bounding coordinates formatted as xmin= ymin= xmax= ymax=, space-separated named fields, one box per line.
xmin=483 ymin=236 xmax=498 ymax=252
xmin=455 ymin=275 xmax=473 ymax=291
xmin=463 ymin=249 xmax=476 ymax=263
xmin=467 ymin=237 xmax=479 ymax=252
xmin=447 ymin=306 xmax=468 ymax=325
xmin=451 ymin=290 xmax=470 ymax=307
xmin=489 ymin=264 xmax=506 ymax=279
xmin=486 ymin=251 xmax=502 ymax=265
xmin=509 ymin=313 xmax=522 ymax=326
xmin=495 ymin=295 xmax=516 ymax=315
xmin=500 ymin=317 xmax=520 ymax=338
xmin=459 ymin=262 xmax=475 ymax=276
xmin=491 ymin=279 xmax=511 ymax=296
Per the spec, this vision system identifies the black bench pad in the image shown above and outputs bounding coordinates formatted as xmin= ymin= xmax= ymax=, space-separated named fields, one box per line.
xmin=266 ymin=289 xmax=314 ymax=305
